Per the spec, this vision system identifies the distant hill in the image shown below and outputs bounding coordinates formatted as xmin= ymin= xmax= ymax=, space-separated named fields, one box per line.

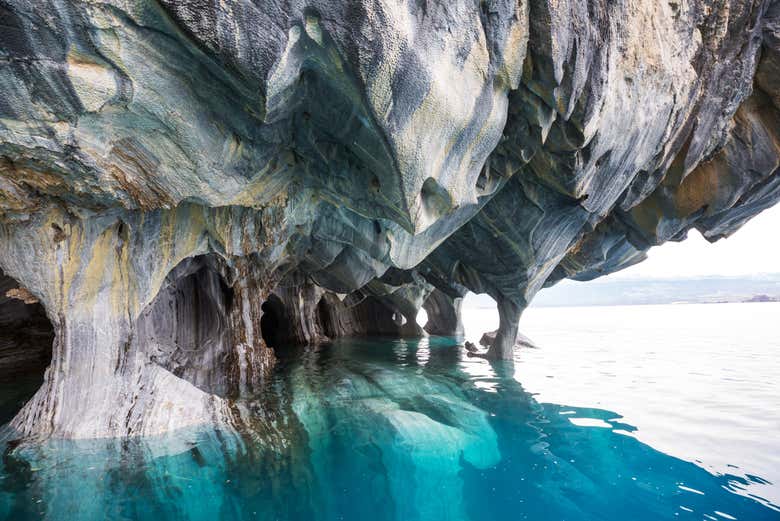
xmin=463 ymin=275 xmax=780 ymax=308
xmin=533 ymin=274 xmax=780 ymax=307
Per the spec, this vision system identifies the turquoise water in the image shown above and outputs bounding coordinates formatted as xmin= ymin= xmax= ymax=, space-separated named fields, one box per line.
xmin=1 ymin=303 xmax=779 ymax=520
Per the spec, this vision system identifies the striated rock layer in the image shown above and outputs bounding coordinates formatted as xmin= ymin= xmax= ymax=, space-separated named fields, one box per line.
xmin=0 ymin=0 xmax=779 ymax=438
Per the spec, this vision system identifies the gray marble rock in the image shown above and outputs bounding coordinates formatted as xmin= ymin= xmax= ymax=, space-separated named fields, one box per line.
xmin=422 ymin=289 xmax=464 ymax=337
xmin=0 ymin=0 xmax=778 ymax=438
xmin=479 ymin=329 xmax=537 ymax=351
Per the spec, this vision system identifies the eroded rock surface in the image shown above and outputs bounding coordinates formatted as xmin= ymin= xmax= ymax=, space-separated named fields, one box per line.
xmin=0 ymin=0 xmax=778 ymax=437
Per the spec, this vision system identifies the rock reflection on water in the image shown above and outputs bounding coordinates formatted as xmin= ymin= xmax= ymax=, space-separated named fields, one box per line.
xmin=0 ymin=338 xmax=777 ymax=521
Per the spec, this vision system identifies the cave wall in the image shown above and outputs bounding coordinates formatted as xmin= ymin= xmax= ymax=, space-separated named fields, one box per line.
xmin=317 ymin=293 xmax=412 ymax=339
xmin=133 ymin=255 xmax=275 ymax=399
xmin=0 ymin=0 xmax=778 ymax=437
xmin=265 ymin=272 xmax=436 ymax=349
xmin=0 ymin=204 xmax=290 ymax=438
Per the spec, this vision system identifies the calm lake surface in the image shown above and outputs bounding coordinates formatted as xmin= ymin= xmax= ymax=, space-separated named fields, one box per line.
xmin=0 ymin=302 xmax=778 ymax=520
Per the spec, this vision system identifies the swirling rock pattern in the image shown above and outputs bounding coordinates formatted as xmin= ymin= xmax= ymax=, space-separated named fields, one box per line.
xmin=0 ymin=0 xmax=778 ymax=437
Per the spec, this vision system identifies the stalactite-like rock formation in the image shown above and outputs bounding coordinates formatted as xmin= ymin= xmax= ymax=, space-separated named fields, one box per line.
xmin=1 ymin=0 xmax=779 ymax=438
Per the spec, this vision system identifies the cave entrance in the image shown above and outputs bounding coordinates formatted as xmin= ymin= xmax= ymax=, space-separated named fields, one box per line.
xmin=316 ymin=295 xmax=331 ymax=338
xmin=0 ymin=269 xmax=53 ymax=425
xmin=415 ymin=308 xmax=429 ymax=330
xmin=134 ymin=255 xmax=235 ymax=396
xmin=316 ymin=294 xmax=338 ymax=339
xmin=461 ymin=292 xmax=499 ymax=345
xmin=260 ymin=294 xmax=286 ymax=350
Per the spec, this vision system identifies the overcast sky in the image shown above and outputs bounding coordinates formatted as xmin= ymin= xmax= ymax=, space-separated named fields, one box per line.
xmin=609 ymin=203 xmax=780 ymax=279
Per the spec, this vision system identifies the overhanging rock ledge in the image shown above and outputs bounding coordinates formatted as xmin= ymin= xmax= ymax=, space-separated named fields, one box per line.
xmin=1 ymin=0 xmax=779 ymax=438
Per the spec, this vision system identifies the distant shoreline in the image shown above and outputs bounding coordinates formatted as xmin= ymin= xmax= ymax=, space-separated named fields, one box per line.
xmin=465 ymin=300 xmax=780 ymax=310
xmin=464 ymin=275 xmax=780 ymax=309
xmin=535 ymin=299 xmax=780 ymax=309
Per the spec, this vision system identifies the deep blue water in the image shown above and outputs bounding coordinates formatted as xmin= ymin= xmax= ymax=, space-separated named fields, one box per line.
xmin=1 ymin=319 xmax=778 ymax=520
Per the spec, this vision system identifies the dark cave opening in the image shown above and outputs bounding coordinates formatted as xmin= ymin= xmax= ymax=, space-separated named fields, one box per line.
xmin=316 ymin=295 xmax=334 ymax=339
xmin=134 ymin=255 xmax=235 ymax=396
xmin=0 ymin=269 xmax=54 ymax=425
xmin=260 ymin=294 xmax=286 ymax=350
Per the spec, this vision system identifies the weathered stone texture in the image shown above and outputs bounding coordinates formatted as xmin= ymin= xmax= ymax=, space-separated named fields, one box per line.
xmin=0 ymin=0 xmax=778 ymax=437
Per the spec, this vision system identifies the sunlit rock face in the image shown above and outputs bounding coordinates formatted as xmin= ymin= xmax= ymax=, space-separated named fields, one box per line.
xmin=0 ymin=0 xmax=778 ymax=437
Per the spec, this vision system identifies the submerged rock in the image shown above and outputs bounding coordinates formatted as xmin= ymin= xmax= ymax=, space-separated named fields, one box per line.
xmin=0 ymin=0 xmax=778 ymax=437
xmin=480 ymin=330 xmax=538 ymax=351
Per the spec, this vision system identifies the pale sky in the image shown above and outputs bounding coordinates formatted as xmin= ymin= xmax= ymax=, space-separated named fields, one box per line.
xmin=609 ymin=203 xmax=780 ymax=279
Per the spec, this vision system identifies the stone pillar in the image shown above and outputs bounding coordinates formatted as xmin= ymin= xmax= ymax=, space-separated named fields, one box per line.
xmin=0 ymin=204 xmax=286 ymax=439
xmin=485 ymin=298 xmax=523 ymax=360
xmin=422 ymin=289 xmax=465 ymax=336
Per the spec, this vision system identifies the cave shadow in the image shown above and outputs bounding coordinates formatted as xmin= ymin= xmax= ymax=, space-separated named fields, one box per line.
xmin=260 ymin=293 xmax=287 ymax=353
xmin=133 ymin=254 xmax=238 ymax=397
xmin=0 ymin=269 xmax=53 ymax=426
